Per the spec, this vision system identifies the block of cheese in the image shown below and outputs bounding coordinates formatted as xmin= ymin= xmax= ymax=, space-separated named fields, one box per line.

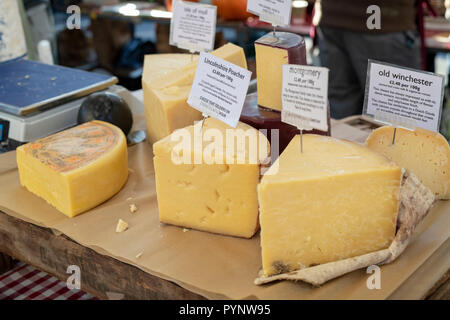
xmin=366 ymin=126 xmax=450 ymax=199
xmin=17 ymin=121 xmax=128 ymax=218
xmin=240 ymin=92 xmax=331 ymax=155
xmin=153 ymin=118 xmax=270 ymax=238
xmin=144 ymin=85 xmax=203 ymax=145
xmin=258 ymin=135 xmax=401 ymax=276
xmin=143 ymin=54 xmax=194 ymax=83
xmin=255 ymin=32 xmax=306 ymax=111
xmin=147 ymin=43 xmax=247 ymax=90
xmin=143 ymin=43 xmax=248 ymax=144
xmin=142 ymin=55 xmax=194 ymax=143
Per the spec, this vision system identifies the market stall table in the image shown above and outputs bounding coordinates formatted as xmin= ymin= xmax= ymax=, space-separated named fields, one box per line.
xmin=0 ymin=115 xmax=449 ymax=300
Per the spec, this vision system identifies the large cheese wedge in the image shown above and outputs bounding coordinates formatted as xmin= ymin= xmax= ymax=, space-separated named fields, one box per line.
xmin=17 ymin=121 xmax=128 ymax=218
xmin=153 ymin=118 xmax=270 ymax=238
xmin=258 ymin=135 xmax=401 ymax=276
xmin=255 ymin=32 xmax=306 ymax=111
xmin=366 ymin=126 xmax=450 ymax=199
xmin=143 ymin=43 xmax=248 ymax=145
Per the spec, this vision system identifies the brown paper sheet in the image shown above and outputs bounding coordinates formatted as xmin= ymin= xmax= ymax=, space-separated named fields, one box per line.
xmin=0 ymin=121 xmax=449 ymax=300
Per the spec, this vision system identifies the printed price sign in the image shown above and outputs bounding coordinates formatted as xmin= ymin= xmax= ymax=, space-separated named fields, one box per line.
xmin=187 ymin=52 xmax=252 ymax=128
xmin=281 ymin=65 xmax=329 ymax=132
xmin=170 ymin=0 xmax=217 ymax=52
xmin=247 ymin=0 xmax=292 ymax=27
xmin=363 ymin=60 xmax=445 ymax=132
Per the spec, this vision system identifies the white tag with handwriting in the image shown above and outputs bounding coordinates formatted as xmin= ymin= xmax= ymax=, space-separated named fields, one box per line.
xmin=247 ymin=0 xmax=292 ymax=27
xmin=188 ymin=52 xmax=252 ymax=128
xmin=281 ymin=65 xmax=329 ymax=132
xmin=170 ymin=0 xmax=217 ymax=52
xmin=363 ymin=60 xmax=445 ymax=132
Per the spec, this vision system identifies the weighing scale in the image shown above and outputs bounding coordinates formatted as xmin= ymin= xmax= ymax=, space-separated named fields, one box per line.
xmin=0 ymin=59 xmax=131 ymax=152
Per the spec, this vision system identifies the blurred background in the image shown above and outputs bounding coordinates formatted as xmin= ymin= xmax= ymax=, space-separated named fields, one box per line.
xmin=2 ymin=0 xmax=450 ymax=138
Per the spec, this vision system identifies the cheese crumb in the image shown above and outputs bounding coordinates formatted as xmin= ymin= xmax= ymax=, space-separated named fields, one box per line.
xmin=183 ymin=228 xmax=189 ymax=233
xmin=116 ymin=219 xmax=128 ymax=233
xmin=129 ymin=204 xmax=137 ymax=213
xmin=135 ymin=252 xmax=143 ymax=259
xmin=126 ymin=197 xmax=133 ymax=201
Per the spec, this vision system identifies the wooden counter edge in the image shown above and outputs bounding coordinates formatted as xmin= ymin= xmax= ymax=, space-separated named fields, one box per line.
xmin=1 ymin=209 xmax=448 ymax=300
xmin=0 ymin=210 xmax=205 ymax=300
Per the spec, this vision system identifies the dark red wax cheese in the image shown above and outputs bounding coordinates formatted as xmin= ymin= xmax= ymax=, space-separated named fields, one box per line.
xmin=255 ymin=32 xmax=307 ymax=111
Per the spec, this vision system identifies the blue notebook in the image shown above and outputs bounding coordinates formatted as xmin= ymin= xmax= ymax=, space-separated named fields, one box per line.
xmin=0 ymin=59 xmax=117 ymax=116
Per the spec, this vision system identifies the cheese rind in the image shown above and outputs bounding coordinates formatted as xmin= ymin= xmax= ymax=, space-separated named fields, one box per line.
xmin=153 ymin=118 xmax=270 ymax=238
xmin=255 ymin=32 xmax=306 ymax=111
xmin=17 ymin=121 xmax=128 ymax=218
xmin=258 ymin=135 xmax=401 ymax=276
xmin=143 ymin=43 xmax=248 ymax=144
xmin=366 ymin=126 xmax=450 ymax=199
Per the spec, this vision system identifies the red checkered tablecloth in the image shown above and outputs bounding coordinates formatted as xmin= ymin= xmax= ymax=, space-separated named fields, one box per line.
xmin=0 ymin=261 xmax=97 ymax=300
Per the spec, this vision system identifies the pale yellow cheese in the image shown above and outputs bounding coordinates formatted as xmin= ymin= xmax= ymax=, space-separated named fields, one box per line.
xmin=116 ymin=219 xmax=129 ymax=233
xmin=129 ymin=204 xmax=137 ymax=213
xmin=255 ymin=44 xmax=288 ymax=111
xmin=147 ymin=43 xmax=247 ymax=90
xmin=16 ymin=121 xmax=128 ymax=218
xmin=143 ymin=53 xmax=194 ymax=84
xmin=142 ymin=54 xmax=195 ymax=143
xmin=153 ymin=118 xmax=269 ymax=238
xmin=143 ymin=43 xmax=248 ymax=144
xmin=366 ymin=126 xmax=450 ymax=199
xmin=143 ymin=85 xmax=203 ymax=144
xmin=258 ymin=135 xmax=401 ymax=276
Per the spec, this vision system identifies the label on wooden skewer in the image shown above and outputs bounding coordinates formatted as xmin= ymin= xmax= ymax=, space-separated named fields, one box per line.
xmin=188 ymin=52 xmax=252 ymax=128
xmin=247 ymin=0 xmax=292 ymax=27
xmin=170 ymin=0 xmax=217 ymax=53
xmin=281 ymin=64 xmax=329 ymax=133
xmin=363 ymin=60 xmax=445 ymax=132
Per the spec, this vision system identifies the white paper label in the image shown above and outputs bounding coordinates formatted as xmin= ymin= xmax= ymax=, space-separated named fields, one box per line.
xmin=247 ymin=0 xmax=292 ymax=27
xmin=188 ymin=52 xmax=252 ymax=128
xmin=170 ymin=0 xmax=217 ymax=52
xmin=281 ymin=65 xmax=329 ymax=132
xmin=363 ymin=60 xmax=445 ymax=132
